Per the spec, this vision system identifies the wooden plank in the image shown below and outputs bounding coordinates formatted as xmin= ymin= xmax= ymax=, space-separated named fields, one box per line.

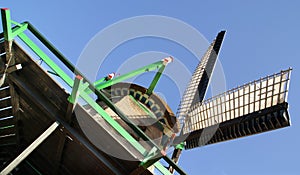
xmin=18 ymin=97 xmax=54 ymax=143
xmin=0 ymin=126 xmax=16 ymax=136
xmin=60 ymin=138 xmax=121 ymax=175
xmin=11 ymin=42 xmax=69 ymax=116
xmin=0 ymin=121 xmax=59 ymax=175
xmin=9 ymin=84 xmax=21 ymax=145
xmin=0 ymin=86 xmax=10 ymax=99
xmin=0 ymin=117 xmax=15 ymax=128
xmin=0 ymin=97 xmax=11 ymax=109
xmin=0 ymin=108 xmax=13 ymax=119
xmin=0 ymin=144 xmax=17 ymax=154
xmin=0 ymin=134 xmax=16 ymax=146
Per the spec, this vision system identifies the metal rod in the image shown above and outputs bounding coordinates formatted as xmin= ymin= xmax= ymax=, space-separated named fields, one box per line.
xmin=0 ymin=121 xmax=59 ymax=175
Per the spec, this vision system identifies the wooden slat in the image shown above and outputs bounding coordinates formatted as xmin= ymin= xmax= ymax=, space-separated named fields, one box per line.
xmin=0 ymin=126 xmax=16 ymax=136
xmin=0 ymin=144 xmax=17 ymax=154
xmin=0 ymin=117 xmax=15 ymax=128
xmin=0 ymin=134 xmax=16 ymax=146
xmin=0 ymin=97 xmax=11 ymax=109
xmin=0 ymin=86 xmax=10 ymax=99
xmin=0 ymin=108 xmax=13 ymax=119
xmin=11 ymin=43 xmax=69 ymax=116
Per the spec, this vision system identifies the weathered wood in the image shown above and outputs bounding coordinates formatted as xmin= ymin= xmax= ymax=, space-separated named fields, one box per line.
xmin=0 ymin=121 xmax=59 ymax=175
xmin=0 ymin=126 xmax=15 ymax=136
xmin=8 ymin=85 xmax=20 ymax=146
xmin=7 ymin=72 xmax=127 ymax=175
xmin=0 ymin=41 xmax=157 ymax=175
xmin=0 ymin=86 xmax=10 ymax=99
xmin=0 ymin=97 xmax=11 ymax=109
xmin=0 ymin=134 xmax=16 ymax=146
xmin=10 ymin=42 xmax=69 ymax=118
xmin=0 ymin=108 xmax=12 ymax=118
xmin=0 ymin=117 xmax=14 ymax=128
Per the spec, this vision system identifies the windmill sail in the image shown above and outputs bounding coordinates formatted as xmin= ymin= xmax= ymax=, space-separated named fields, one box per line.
xmin=177 ymin=69 xmax=291 ymax=150
xmin=169 ymin=31 xmax=225 ymax=172
xmin=177 ymin=31 xmax=226 ymax=128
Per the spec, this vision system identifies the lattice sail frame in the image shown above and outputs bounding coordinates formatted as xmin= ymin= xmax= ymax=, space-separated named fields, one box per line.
xmin=183 ymin=69 xmax=291 ymax=135
xmin=177 ymin=31 xmax=226 ymax=128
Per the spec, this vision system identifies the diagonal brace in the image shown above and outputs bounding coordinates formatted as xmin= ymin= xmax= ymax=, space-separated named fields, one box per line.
xmin=146 ymin=65 xmax=166 ymax=95
xmin=0 ymin=121 xmax=59 ymax=175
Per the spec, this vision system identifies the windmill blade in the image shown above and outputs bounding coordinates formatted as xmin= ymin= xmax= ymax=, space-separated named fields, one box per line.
xmin=169 ymin=31 xmax=225 ymax=173
xmin=177 ymin=31 xmax=226 ymax=128
xmin=175 ymin=69 xmax=292 ymax=150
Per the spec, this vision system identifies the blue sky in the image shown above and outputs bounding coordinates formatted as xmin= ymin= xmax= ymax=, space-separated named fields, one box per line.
xmin=1 ymin=1 xmax=300 ymax=175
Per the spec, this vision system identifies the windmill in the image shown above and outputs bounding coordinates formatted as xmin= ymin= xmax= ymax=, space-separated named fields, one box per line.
xmin=167 ymin=31 xmax=292 ymax=173
xmin=0 ymin=8 xmax=292 ymax=175
xmin=82 ymin=30 xmax=291 ymax=173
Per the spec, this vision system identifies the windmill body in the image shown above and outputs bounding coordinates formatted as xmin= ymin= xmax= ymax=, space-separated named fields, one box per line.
xmin=0 ymin=8 xmax=292 ymax=175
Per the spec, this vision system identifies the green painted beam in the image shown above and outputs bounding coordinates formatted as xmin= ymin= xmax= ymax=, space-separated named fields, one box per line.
xmin=93 ymin=77 xmax=106 ymax=86
xmin=79 ymin=90 xmax=148 ymax=156
xmin=95 ymin=60 xmax=165 ymax=90
xmin=68 ymin=75 xmax=83 ymax=104
xmin=176 ymin=142 xmax=185 ymax=150
xmin=1 ymin=8 xmax=28 ymax=41
xmin=154 ymin=161 xmax=173 ymax=175
xmin=146 ymin=65 xmax=166 ymax=95
xmin=26 ymin=22 xmax=77 ymax=74
xmin=140 ymin=147 xmax=158 ymax=166
xmin=1 ymin=8 xmax=12 ymax=41
xmin=17 ymin=32 xmax=74 ymax=87
xmin=11 ymin=22 xmax=28 ymax=39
